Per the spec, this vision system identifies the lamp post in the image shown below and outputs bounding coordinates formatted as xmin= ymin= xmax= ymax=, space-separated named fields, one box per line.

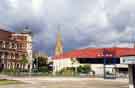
xmin=103 ymin=48 xmax=107 ymax=79
xmin=103 ymin=57 xmax=106 ymax=79
xmin=112 ymin=55 xmax=117 ymax=79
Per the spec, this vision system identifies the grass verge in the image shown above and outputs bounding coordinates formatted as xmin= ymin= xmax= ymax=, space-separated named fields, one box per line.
xmin=0 ymin=79 xmax=22 ymax=85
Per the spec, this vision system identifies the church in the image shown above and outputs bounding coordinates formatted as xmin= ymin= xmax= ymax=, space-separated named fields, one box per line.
xmin=53 ymin=32 xmax=80 ymax=73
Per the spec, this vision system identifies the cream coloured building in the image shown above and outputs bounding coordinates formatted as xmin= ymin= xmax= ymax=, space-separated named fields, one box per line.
xmin=0 ymin=28 xmax=33 ymax=71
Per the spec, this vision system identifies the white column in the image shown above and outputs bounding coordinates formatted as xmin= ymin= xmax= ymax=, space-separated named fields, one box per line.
xmin=128 ymin=64 xmax=134 ymax=88
xmin=53 ymin=60 xmax=57 ymax=75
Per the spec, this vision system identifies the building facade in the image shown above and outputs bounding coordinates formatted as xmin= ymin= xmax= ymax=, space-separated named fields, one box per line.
xmin=0 ymin=29 xmax=32 ymax=71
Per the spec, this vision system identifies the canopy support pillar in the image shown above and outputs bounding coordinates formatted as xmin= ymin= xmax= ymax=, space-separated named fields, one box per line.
xmin=128 ymin=64 xmax=135 ymax=88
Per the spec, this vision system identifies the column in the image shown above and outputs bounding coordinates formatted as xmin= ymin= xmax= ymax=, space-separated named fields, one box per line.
xmin=104 ymin=57 xmax=106 ymax=79
xmin=53 ymin=60 xmax=57 ymax=75
xmin=1 ymin=53 xmax=5 ymax=69
xmin=128 ymin=64 xmax=134 ymax=88
xmin=2 ymin=41 xmax=5 ymax=48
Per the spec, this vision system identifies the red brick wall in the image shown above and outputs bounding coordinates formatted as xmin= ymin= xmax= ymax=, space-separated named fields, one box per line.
xmin=0 ymin=29 xmax=12 ymax=40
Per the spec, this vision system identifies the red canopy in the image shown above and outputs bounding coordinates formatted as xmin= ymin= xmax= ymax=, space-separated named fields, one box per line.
xmin=53 ymin=47 xmax=135 ymax=60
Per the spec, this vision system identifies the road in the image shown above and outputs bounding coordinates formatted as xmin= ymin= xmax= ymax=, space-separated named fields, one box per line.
xmin=0 ymin=77 xmax=128 ymax=88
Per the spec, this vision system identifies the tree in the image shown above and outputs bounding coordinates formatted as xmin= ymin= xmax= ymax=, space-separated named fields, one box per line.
xmin=37 ymin=56 xmax=48 ymax=67
xmin=77 ymin=65 xmax=91 ymax=74
xmin=20 ymin=55 xmax=28 ymax=71
xmin=59 ymin=67 xmax=75 ymax=76
xmin=33 ymin=56 xmax=53 ymax=73
xmin=71 ymin=58 xmax=79 ymax=75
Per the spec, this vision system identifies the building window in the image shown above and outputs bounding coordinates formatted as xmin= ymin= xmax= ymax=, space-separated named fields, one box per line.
xmin=1 ymin=64 xmax=4 ymax=69
xmin=2 ymin=41 xmax=5 ymax=48
xmin=17 ymin=64 xmax=19 ymax=68
xmin=9 ymin=42 xmax=12 ymax=49
xmin=0 ymin=41 xmax=3 ymax=48
xmin=11 ymin=63 xmax=13 ymax=68
xmin=8 ymin=64 xmax=10 ymax=69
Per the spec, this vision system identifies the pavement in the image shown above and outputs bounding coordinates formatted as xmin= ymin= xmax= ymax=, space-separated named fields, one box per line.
xmin=0 ymin=76 xmax=129 ymax=88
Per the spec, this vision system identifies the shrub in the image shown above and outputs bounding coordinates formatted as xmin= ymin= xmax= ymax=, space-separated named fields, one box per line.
xmin=77 ymin=65 xmax=91 ymax=74
xmin=58 ymin=67 xmax=75 ymax=76
xmin=38 ymin=66 xmax=49 ymax=73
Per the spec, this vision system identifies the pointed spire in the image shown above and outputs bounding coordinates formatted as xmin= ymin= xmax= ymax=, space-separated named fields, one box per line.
xmin=55 ymin=31 xmax=63 ymax=56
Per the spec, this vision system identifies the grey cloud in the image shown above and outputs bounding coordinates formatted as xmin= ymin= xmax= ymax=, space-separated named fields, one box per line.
xmin=0 ymin=0 xmax=135 ymax=55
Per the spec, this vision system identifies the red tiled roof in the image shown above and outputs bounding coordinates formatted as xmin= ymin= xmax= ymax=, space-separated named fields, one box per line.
xmin=53 ymin=47 xmax=135 ymax=60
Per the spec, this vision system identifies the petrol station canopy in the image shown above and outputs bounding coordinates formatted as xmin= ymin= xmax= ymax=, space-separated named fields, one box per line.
xmin=53 ymin=48 xmax=135 ymax=60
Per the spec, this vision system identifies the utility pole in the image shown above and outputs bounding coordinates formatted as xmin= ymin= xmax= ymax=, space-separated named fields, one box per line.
xmin=128 ymin=31 xmax=135 ymax=88
xmin=103 ymin=48 xmax=106 ymax=79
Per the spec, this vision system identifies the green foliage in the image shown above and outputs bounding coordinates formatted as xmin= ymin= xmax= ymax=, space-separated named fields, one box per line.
xmin=1 ymin=68 xmax=19 ymax=76
xmin=38 ymin=66 xmax=49 ymax=73
xmin=58 ymin=67 xmax=74 ymax=76
xmin=2 ymin=69 xmax=17 ymax=73
xmin=20 ymin=69 xmax=29 ymax=72
xmin=0 ymin=79 xmax=21 ymax=85
xmin=20 ymin=55 xmax=29 ymax=72
xmin=77 ymin=65 xmax=91 ymax=73
xmin=33 ymin=56 xmax=53 ymax=73
xmin=20 ymin=55 xmax=28 ymax=65
xmin=37 ymin=56 xmax=48 ymax=67
xmin=71 ymin=58 xmax=78 ymax=65
xmin=58 ymin=65 xmax=91 ymax=76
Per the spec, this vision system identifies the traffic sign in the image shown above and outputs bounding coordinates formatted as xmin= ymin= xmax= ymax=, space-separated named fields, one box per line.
xmin=120 ymin=56 xmax=135 ymax=64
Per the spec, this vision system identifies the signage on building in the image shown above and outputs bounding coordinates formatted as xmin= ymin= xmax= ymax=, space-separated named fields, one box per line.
xmin=120 ymin=56 xmax=135 ymax=64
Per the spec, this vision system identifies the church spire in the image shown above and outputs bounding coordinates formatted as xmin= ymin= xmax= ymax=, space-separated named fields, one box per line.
xmin=55 ymin=31 xmax=63 ymax=56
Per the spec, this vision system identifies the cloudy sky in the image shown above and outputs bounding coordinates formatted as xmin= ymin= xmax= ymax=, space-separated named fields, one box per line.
xmin=0 ymin=0 xmax=135 ymax=55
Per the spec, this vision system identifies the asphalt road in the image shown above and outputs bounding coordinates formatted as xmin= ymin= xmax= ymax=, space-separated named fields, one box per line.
xmin=0 ymin=77 xmax=129 ymax=88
